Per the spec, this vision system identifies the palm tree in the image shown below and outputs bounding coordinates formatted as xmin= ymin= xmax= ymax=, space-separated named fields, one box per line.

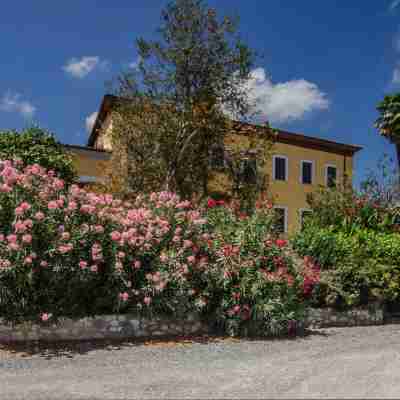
xmin=375 ymin=94 xmax=400 ymax=173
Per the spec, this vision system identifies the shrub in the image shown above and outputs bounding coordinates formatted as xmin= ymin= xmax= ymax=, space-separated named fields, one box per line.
xmin=0 ymin=127 xmax=76 ymax=184
xmin=0 ymin=161 xmax=313 ymax=337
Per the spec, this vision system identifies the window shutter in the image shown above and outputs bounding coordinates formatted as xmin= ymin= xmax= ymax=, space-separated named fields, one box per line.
xmin=275 ymin=157 xmax=286 ymax=180
xmin=302 ymin=162 xmax=312 ymax=184
xmin=327 ymin=166 xmax=337 ymax=187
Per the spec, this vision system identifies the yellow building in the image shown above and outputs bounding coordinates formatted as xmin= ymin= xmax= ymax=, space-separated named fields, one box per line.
xmin=66 ymin=94 xmax=362 ymax=235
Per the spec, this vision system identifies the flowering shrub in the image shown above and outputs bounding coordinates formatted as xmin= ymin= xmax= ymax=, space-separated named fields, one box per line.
xmin=0 ymin=160 xmax=212 ymax=323
xmin=203 ymin=198 xmax=315 ymax=335
xmin=0 ymin=162 xmax=315 ymax=336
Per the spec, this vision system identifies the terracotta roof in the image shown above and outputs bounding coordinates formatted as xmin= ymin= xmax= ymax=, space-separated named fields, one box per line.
xmin=88 ymin=94 xmax=363 ymax=156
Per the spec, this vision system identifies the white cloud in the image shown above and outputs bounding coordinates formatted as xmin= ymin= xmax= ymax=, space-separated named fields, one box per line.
xmin=389 ymin=0 xmax=400 ymax=11
xmin=85 ymin=111 xmax=98 ymax=133
xmin=63 ymin=56 xmax=109 ymax=78
xmin=243 ymin=68 xmax=329 ymax=124
xmin=0 ymin=92 xmax=36 ymax=118
xmin=393 ymin=65 xmax=400 ymax=84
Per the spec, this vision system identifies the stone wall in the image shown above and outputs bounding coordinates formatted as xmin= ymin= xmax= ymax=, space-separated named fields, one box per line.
xmin=0 ymin=314 xmax=211 ymax=343
xmin=0 ymin=304 xmax=386 ymax=343
xmin=304 ymin=304 xmax=384 ymax=329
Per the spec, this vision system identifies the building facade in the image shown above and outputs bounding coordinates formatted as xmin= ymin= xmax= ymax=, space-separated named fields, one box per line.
xmin=66 ymin=94 xmax=362 ymax=235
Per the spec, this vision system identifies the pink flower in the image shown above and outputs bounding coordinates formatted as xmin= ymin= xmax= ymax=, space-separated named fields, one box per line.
xmin=133 ymin=260 xmax=141 ymax=269
xmin=20 ymin=202 xmax=31 ymax=211
xmin=117 ymin=251 xmax=126 ymax=259
xmin=183 ymin=240 xmax=193 ymax=248
xmin=275 ymin=239 xmax=287 ymax=248
xmin=110 ymin=231 xmax=121 ymax=241
xmin=159 ymin=254 xmax=168 ymax=263
xmin=40 ymin=261 xmax=48 ymax=267
xmin=233 ymin=305 xmax=241 ymax=314
xmin=207 ymin=198 xmax=217 ymax=208
xmin=15 ymin=207 xmax=24 ymax=216
xmin=0 ymin=184 xmax=12 ymax=193
xmin=187 ymin=255 xmax=196 ymax=264
xmin=119 ymin=292 xmax=129 ymax=302
xmin=22 ymin=234 xmax=32 ymax=244
xmin=24 ymin=256 xmax=33 ymax=265
xmin=79 ymin=261 xmax=88 ymax=269
xmin=94 ymin=225 xmax=104 ymax=234
xmin=40 ymin=313 xmax=51 ymax=322
xmin=143 ymin=296 xmax=152 ymax=306
xmin=34 ymin=211 xmax=45 ymax=221
xmin=47 ymin=201 xmax=58 ymax=210
xmin=7 ymin=234 xmax=17 ymax=243
xmin=90 ymin=265 xmax=98 ymax=273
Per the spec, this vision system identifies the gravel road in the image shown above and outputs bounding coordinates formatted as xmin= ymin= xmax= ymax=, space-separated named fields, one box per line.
xmin=1 ymin=325 xmax=400 ymax=399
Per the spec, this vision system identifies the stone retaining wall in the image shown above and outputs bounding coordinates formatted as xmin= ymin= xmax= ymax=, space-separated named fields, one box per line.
xmin=304 ymin=304 xmax=384 ymax=329
xmin=0 ymin=315 xmax=211 ymax=343
xmin=0 ymin=305 xmax=386 ymax=342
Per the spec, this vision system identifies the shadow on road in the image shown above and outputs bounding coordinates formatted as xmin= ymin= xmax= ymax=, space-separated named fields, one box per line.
xmin=0 ymin=329 xmax=333 ymax=360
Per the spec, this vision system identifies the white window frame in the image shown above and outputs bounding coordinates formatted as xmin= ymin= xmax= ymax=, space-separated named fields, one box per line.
xmin=299 ymin=208 xmax=312 ymax=229
xmin=300 ymin=160 xmax=314 ymax=185
xmin=272 ymin=155 xmax=288 ymax=181
xmin=325 ymin=164 xmax=338 ymax=187
xmin=273 ymin=205 xmax=288 ymax=234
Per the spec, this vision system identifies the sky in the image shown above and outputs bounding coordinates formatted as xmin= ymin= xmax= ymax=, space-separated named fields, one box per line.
xmin=1 ymin=1 xmax=400 ymax=187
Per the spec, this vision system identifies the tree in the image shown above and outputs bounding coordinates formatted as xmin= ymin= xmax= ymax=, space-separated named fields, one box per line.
xmin=109 ymin=0 xmax=257 ymax=199
xmin=0 ymin=127 xmax=76 ymax=184
xmin=375 ymin=94 xmax=400 ymax=175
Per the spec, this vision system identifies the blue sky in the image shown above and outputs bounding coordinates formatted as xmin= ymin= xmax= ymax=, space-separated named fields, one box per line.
xmin=1 ymin=1 xmax=400 ymax=186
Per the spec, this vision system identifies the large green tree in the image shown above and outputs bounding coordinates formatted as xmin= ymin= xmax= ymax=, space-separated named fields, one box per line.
xmin=109 ymin=0 xmax=257 ymax=198
xmin=375 ymin=94 xmax=400 ymax=173
xmin=0 ymin=127 xmax=76 ymax=184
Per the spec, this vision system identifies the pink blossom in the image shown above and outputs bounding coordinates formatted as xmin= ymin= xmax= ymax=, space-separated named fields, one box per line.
xmin=0 ymin=184 xmax=12 ymax=193
xmin=187 ymin=255 xmax=196 ymax=264
xmin=119 ymin=292 xmax=129 ymax=302
xmin=15 ymin=207 xmax=24 ymax=216
xmin=40 ymin=261 xmax=48 ymax=267
xmin=159 ymin=254 xmax=168 ymax=263
xmin=47 ymin=201 xmax=58 ymax=210
xmin=34 ymin=211 xmax=45 ymax=221
xmin=22 ymin=234 xmax=32 ymax=244
xmin=79 ymin=261 xmax=88 ymax=269
xmin=40 ymin=313 xmax=51 ymax=322
xmin=7 ymin=234 xmax=17 ymax=243
xmin=143 ymin=296 xmax=152 ymax=306
xmin=110 ymin=231 xmax=121 ymax=241
xmin=24 ymin=256 xmax=33 ymax=265
xmin=133 ymin=260 xmax=141 ymax=269
xmin=20 ymin=202 xmax=31 ymax=211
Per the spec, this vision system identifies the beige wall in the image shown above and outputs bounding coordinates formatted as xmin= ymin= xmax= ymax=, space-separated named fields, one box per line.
xmin=209 ymin=132 xmax=354 ymax=235
xmin=63 ymin=146 xmax=110 ymax=184
xmin=267 ymin=141 xmax=352 ymax=234
xmin=73 ymin=119 xmax=356 ymax=235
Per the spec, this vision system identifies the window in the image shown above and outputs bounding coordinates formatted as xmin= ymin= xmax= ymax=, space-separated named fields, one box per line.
xmin=273 ymin=206 xmax=288 ymax=234
xmin=300 ymin=160 xmax=313 ymax=185
xmin=239 ymin=157 xmax=257 ymax=184
xmin=273 ymin=155 xmax=288 ymax=181
xmin=325 ymin=165 xmax=337 ymax=188
xmin=209 ymin=144 xmax=225 ymax=170
xmin=300 ymin=209 xmax=312 ymax=230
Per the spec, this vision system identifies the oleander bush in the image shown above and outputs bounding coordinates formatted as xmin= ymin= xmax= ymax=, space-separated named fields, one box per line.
xmin=0 ymin=160 xmax=318 ymax=335
xmin=291 ymin=182 xmax=400 ymax=309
